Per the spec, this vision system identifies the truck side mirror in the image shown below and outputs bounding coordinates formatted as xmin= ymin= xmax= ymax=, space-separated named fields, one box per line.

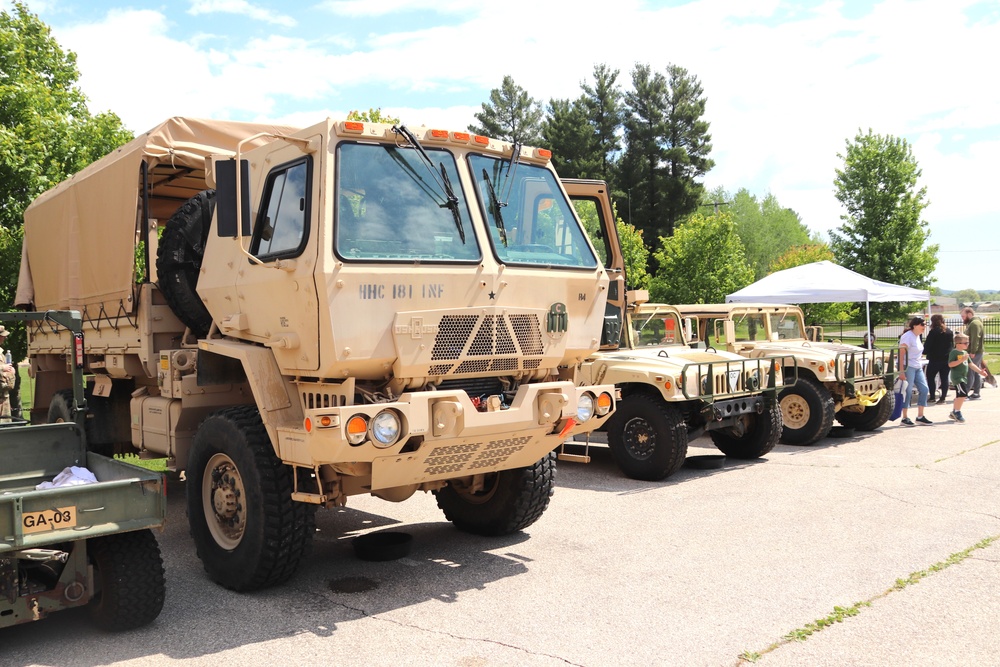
xmin=215 ymin=158 xmax=252 ymax=238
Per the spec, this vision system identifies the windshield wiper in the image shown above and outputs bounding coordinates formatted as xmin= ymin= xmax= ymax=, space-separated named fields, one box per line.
xmin=500 ymin=141 xmax=522 ymax=202
xmin=392 ymin=124 xmax=466 ymax=244
xmin=439 ymin=163 xmax=465 ymax=243
xmin=482 ymin=168 xmax=507 ymax=246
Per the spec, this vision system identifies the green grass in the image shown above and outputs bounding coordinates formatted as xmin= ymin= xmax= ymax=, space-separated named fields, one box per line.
xmin=115 ymin=453 xmax=169 ymax=473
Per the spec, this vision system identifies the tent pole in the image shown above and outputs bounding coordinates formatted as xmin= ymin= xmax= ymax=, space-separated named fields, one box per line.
xmin=866 ymin=301 xmax=871 ymax=345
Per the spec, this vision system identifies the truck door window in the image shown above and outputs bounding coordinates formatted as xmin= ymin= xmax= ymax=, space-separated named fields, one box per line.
xmin=251 ymin=158 xmax=310 ymax=260
xmin=469 ymin=154 xmax=598 ymax=269
xmin=769 ymin=313 xmax=803 ymax=339
xmin=734 ymin=314 xmax=767 ymax=342
xmin=571 ymin=197 xmax=610 ymax=266
xmin=335 ymin=142 xmax=480 ymax=262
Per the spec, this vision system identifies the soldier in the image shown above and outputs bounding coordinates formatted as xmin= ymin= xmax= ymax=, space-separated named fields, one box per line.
xmin=0 ymin=326 xmax=16 ymax=420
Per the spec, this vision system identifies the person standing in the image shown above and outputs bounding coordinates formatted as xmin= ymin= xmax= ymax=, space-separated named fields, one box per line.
xmin=948 ymin=333 xmax=987 ymax=423
xmin=924 ymin=313 xmax=954 ymax=404
xmin=898 ymin=316 xmax=932 ymax=425
xmin=961 ymin=307 xmax=985 ymax=400
xmin=0 ymin=326 xmax=17 ymax=421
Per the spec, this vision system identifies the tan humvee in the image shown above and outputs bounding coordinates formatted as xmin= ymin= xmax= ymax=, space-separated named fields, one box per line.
xmin=560 ymin=180 xmax=789 ymax=481
xmin=676 ymin=303 xmax=897 ymax=445
xmin=17 ymin=118 xmax=616 ymax=590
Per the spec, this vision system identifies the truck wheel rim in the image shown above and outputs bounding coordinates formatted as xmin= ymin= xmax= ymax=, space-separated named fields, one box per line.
xmin=451 ymin=473 xmax=499 ymax=505
xmin=780 ymin=395 xmax=810 ymax=429
xmin=203 ymin=453 xmax=247 ymax=549
xmin=622 ymin=417 xmax=656 ymax=460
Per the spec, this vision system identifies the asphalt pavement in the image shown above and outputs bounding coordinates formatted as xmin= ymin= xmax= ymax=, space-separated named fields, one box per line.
xmin=4 ymin=389 xmax=999 ymax=667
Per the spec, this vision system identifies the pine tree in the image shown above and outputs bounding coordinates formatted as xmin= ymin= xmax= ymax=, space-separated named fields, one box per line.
xmin=468 ymin=75 xmax=543 ymax=144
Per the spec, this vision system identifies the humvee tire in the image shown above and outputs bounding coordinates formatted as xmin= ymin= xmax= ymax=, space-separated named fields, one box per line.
xmin=156 ymin=189 xmax=216 ymax=337
xmin=606 ymin=394 xmax=688 ymax=481
xmin=88 ymin=530 xmax=166 ymax=631
xmin=835 ymin=391 xmax=895 ymax=431
xmin=778 ymin=377 xmax=835 ymax=445
xmin=434 ymin=451 xmax=555 ymax=536
xmin=709 ymin=395 xmax=782 ymax=459
xmin=187 ymin=405 xmax=315 ymax=591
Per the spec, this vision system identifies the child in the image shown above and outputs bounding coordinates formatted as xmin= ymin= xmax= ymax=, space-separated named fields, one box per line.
xmin=948 ymin=333 xmax=987 ymax=424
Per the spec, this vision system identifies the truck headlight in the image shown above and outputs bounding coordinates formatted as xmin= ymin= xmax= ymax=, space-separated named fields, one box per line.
xmin=576 ymin=393 xmax=595 ymax=422
xmin=371 ymin=410 xmax=402 ymax=447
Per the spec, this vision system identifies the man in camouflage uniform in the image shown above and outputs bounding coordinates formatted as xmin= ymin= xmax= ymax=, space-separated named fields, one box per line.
xmin=0 ymin=327 xmax=16 ymax=420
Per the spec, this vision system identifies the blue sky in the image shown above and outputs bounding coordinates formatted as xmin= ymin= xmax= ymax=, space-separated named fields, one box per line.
xmin=19 ymin=0 xmax=1000 ymax=293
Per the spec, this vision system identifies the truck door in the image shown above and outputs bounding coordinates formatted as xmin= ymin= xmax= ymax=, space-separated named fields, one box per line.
xmin=236 ymin=139 xmax=321 ymax=371
xmin=560 ymin=179 xmax=626 ymax=350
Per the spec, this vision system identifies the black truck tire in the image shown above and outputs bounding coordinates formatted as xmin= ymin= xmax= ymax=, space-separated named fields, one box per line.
xmin=87 ymin=530 xmax=166 ymax=631
xmin=836 ymin=391 xmax=895 ymax=431
xmin=434 ymin=451 xmax=555 ymax=536
xmin=709 ymin=395 xmax=782 ymax=459
xmin=778 ymin=377 xmax=835 ymax=445
xmin=186 ymin=405 xmax=315 ymax=591
xmin=605 ymin=393 xmax=688 ymax=481
xmin=47 ymin=387 xmax=118 ymax=457
xmin=156 ymin=189 xmax=216 ymax=337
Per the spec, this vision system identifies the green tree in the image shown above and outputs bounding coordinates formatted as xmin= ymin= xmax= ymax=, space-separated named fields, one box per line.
xmin=0 ymin=2 xmax=133 ymax=360
xmin=573 ymin=195 xmax=649 ymax=290
xmin=723 ymin=188 xmax=813 ymax=280
xmin=347 ymin=107 xmax=401 ymax=124
xmin=542 ymin=97 xmax=597 ymax=178
xmin=648 ymin=211 xmax=752 ymax=304
xmin=468 ymin=75 xmax=543 ymax=144
xmin=580 ymin=63 xmax=623 ymax=186
xmin=831 ymin=129 xmax=938 ymax=323
xmin=951 ymin=288 xmax=979 ymax=305
xmin=619 ymin=63 xmax=714 ymax=245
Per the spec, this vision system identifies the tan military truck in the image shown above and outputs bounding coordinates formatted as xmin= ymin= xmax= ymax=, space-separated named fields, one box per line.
xmin=561 ymin=180 xmax=788 ymax=481
xmin=676 ymin=303 xmax=896 ymax=445
xmin=16 ymin=117 xmax=616 ymax=591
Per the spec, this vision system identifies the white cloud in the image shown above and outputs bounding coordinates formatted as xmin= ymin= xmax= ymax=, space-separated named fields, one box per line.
xmin=187 ymin=0 xmax=296 ymax=27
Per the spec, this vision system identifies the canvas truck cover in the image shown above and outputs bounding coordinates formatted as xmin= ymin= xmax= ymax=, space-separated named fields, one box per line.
xmin=16 ymin=117 xmax=299 ymax=313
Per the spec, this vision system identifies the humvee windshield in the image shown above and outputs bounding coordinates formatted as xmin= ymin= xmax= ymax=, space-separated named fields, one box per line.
xmin=769 ymin=312 xmax=804 ymax=339
xmin=469 ymin=155 xmax=598 ymax=269
xmin=634 ymin=309 xmax=685 ymax=347
xmin=335 ymin=142 xmax=481 ymax=262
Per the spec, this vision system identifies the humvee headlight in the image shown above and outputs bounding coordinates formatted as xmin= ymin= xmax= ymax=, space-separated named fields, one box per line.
xmin=576 ymin=393 xmax=595 ymax=423
xmin=346 ymin=415 xmax=369 ymax=445
xmin=371 ymin=410 xmax=402 ymax=447
xmin=596 ymin=392 xmax=613 ymax=416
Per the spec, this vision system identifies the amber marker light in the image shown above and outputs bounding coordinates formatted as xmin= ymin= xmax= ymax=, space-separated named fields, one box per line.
xmin=429 ymin=129 xmax=449 ymax=140
xmin=452 ymin=131 xmax=471 ymax=142
xmin=343 ymin=121 xmax=364 ymax=133
xmin=304 ymin=417 xmax=313 ymax=432
xmin=596 ymin=392 xmax=613 ymax=416
xmin=534 ymin=147 xmax=552 ymax=160
xmin=319 ymin=416 xmax=333 ymax=428
xmin=473 ymin=135 xmax=490 ymax=145
xmin=346 ymin=415 xmax=369 ymax=445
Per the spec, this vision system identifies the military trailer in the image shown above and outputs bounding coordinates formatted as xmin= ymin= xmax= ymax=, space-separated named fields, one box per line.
xmin=560 ymin=179 xmax=788 ymax=481
xmin=676 ymin=303 xmax=896 ymax=445
xmin=1 ymin=311 xmax=165 ymax=630
xmin=16 ymin=118 xmax=616 ymax=591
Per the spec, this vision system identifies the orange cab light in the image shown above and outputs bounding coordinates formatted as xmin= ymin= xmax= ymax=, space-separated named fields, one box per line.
xmin=473 ymin=135 xmax=490 ymax=145
xmin=346 ymin=415 xmax=368 ymax=435
xmin=452 ymin=131 xmax=471 ymax=142
xmin=343 ymin=121 xmax=364 ymax=133
xmin=534 ymin=147 xmax=552 ymax=160
xmin=429 ymin=129 xmax=448 ymax=139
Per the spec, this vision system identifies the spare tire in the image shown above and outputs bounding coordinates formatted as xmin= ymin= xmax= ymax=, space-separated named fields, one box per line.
xmin=156 ymin=190 xmax=216 ymax=337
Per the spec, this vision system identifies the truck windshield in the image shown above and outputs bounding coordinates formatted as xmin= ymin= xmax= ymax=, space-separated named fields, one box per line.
xmin=335 ymin=142 xmax=480 ymax=262
xmin=468 ymin=154 xmax=598 ymax=269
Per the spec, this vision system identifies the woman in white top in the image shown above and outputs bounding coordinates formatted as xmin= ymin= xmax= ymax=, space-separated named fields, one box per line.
xmin=898 ymin=316 xmax=931 ymax=426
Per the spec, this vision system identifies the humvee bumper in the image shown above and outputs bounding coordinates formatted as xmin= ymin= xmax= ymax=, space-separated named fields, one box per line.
xmin=280 ymin=381 xmax=616 ymax=489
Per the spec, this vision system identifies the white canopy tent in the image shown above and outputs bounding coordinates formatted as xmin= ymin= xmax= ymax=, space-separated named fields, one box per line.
xmin=725 ymin=260 xmax=931 ymax=337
